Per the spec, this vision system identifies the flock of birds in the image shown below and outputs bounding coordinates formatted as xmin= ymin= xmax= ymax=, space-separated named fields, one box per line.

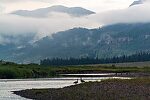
xmin=74 ymin=77 xmax=85 ymax=84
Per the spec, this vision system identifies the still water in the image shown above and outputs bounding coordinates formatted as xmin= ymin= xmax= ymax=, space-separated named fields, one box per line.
xmin=0 ymin=76 xmax=130 ymax=100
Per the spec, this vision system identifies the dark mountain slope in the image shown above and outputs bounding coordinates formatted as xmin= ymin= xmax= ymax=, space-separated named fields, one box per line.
xmin=12 ymin=23 xmax=150 ymax=63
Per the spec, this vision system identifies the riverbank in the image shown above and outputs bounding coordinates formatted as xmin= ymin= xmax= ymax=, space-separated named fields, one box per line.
xmin=14 ymin=78 xmax=150 ymax=100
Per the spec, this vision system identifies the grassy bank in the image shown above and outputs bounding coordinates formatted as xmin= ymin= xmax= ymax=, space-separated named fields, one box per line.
xmin=0 ymin=63 xmax=150 ymax=79
xmin=13 ymin=78 xmax=150 ymax=100
xmin=0 ymin=64 xmax=57 ymax=79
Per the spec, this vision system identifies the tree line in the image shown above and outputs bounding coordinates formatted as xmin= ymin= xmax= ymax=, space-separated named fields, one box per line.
xmin=40 ymin=51 xmax=150 ymax=66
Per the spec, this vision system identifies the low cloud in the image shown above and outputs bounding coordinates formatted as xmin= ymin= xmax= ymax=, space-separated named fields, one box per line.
xmin=0 ymin=1 xmax=150 ymax=45
xmin=0 ymin=5 xmax=4 ymax=13
xmin=0 ymin=13 xmax=100 ymax=44
xmin=92 ymin=1 xmax=150 ymax=25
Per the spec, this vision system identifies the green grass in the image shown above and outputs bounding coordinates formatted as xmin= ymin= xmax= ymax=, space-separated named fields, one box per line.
xmin=0 ymin=63 xmax=150 ymax=79
xmin=0 ymin=64 xmax=57 ymax=79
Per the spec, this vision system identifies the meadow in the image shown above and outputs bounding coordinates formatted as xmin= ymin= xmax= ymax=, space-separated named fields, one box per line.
xmin=0 ymin=61 xmax=150 ymax=79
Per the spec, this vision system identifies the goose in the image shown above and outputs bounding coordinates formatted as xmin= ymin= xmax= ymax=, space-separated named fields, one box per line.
xmin=74 ymin=79 xmax=78 ymax=84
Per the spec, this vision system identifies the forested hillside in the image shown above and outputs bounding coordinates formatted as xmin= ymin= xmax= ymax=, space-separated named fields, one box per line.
xmin=15 ymin=23 xmax=150 ymax=63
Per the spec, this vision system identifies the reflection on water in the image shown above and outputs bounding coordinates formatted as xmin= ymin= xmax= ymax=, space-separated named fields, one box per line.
xmin=60 ymin=73 xmax=115 ymax=76
xmin=0 ymin=77 xmax=130 ymax=100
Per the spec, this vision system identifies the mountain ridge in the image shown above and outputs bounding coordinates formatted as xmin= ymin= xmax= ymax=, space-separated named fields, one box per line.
xmin=8 ymin=23 xmax=150 ymax=63
xmin=129 ymin=0 xmax=146 ymax=7
xmin=11 ymin=5 xmax=95 ymax=17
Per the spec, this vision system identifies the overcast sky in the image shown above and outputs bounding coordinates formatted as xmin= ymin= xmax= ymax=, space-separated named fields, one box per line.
xmin=0 ymin=0 xmax=135 ymax=13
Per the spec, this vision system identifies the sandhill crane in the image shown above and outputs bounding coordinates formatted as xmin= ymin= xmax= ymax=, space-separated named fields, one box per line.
xmin=74 ymin=79 xmax=78 ymax=84
xmin=80 ymin=77 xmax=85 ymax=83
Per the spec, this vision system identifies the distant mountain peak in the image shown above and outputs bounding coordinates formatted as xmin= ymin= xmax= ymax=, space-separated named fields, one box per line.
xmin=129 ymin=0 xmax=146 ymax=7
xmin=11 ymin=5 xmax=95 ymax=18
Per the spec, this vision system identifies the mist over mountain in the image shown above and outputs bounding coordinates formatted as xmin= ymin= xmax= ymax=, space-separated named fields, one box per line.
xmin=1 ymin=2 xmax=150 ymax=45
xmin=11 ymin=5 xmax=95 ymax=18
